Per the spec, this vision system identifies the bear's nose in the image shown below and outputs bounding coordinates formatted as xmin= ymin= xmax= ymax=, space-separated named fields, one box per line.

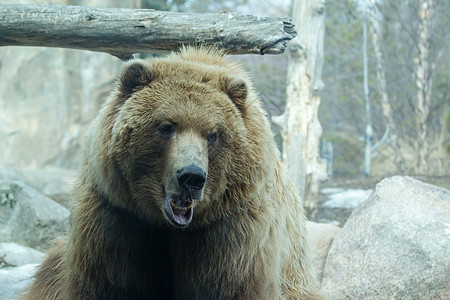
xmin=176 ymin=165 xmax=206 ymax=190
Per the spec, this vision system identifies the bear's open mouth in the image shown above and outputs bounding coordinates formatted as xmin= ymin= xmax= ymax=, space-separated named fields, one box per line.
xmin=163 ymin=195 xmax=194 ymax=228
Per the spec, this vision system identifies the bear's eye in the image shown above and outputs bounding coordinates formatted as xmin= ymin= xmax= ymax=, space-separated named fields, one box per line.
xmin=207 ymin=132 xmax=218 ymax=144
xmin=158 ymin=123 xmax=176 ymax=137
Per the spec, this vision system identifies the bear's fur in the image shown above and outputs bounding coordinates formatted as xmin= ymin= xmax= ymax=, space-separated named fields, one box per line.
xmin=24 ymin=47 xmax=323 ymax=299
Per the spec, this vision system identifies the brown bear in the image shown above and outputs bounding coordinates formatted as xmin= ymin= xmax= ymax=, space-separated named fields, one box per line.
xmin=24 ymin=47 xmax=323 ymax=299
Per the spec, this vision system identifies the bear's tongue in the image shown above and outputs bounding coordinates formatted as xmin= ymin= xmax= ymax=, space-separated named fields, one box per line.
xmin=164 ymin=196 xmax=194 ymax=227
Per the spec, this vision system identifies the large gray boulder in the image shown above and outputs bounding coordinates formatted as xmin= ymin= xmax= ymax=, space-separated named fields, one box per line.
xmin=322 ymin=176 xmax=450 ymax=299
xmin=0 ymin=181 xmax=69 ymax=251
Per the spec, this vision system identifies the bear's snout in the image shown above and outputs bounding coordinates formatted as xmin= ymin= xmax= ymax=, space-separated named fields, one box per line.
xmin=176 ymin=165 xmax=206 ymax=191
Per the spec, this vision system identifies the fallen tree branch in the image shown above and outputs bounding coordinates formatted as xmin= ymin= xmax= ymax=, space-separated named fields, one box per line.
xmin=0 ymin=4 xmax=296 ymax=59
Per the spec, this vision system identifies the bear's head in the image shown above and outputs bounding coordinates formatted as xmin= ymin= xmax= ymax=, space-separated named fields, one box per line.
xmin=86 ymin=48 xmax=274 ymax=229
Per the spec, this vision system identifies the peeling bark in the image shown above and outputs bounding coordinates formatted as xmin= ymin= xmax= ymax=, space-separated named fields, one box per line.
xmin=274 ymin=0 xmax=327 ymax=213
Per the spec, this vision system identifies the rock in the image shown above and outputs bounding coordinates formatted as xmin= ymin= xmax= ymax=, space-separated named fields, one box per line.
xmin=0 ymin=243 xmax=45 ymax=299
xmin=306 ymin=221 xmax=341 ymax=283
xmin=0 ymin=0 xmax=141 ymax=171
xmin=0 ymin=181 xmax=69 ymax=251
xmin=0 ymin=242 xmax=45 ymax=267
xmin=0 ymin=167 xmax=76 ymax=207
xmin=321 ymin=176 xmax=450 ymax=299
xmin=0 ymin=264 xmax=38 ymax=300
xmin=20 ymin=167 xmax=77 ymax=207
xmin=0 ymin=168 xmax=29 ymax=184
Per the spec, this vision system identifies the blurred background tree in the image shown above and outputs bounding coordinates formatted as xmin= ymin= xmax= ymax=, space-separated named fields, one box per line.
xmin=319 ymin=0 xmax=449 ymax=177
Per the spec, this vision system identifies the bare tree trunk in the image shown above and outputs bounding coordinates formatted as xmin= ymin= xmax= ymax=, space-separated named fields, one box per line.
xmin=368 ymin=0 xmax=406 ymax=174
xmin=440 ymin=104 xmax=449 ymax=154
xmin=414 ymin=0 xmax=434 ymax=174
xmin=362 ymin=12 xmax=373 ymax=177
xmin=273 ymin=0 xmax=327 ymax=213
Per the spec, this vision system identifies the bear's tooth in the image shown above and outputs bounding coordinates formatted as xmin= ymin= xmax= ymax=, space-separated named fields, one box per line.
xmin=169 ymin=198 xmax=193 ymax=211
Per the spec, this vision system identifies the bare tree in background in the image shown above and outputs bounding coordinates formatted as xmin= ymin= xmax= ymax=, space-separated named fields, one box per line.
xmin=368 ymin=0 xmax=406 ymax=174
xmin=273 ymin=0 xmax=327 ymax=213
xmin=362 ymin=6 xmax=373 ymax=177
xmin=414 ymin=0 xmax=434 ymax=174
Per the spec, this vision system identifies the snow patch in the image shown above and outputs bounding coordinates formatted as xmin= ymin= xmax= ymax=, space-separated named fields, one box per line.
xmin=322 ymin=189 xmax=373 ymax=208
xmin=321 ymin=187 xmax=345 ymax=195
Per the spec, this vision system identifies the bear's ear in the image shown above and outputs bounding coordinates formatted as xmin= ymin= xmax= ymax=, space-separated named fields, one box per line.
xmin=118 ymin=60 xmax=154 ymax=99
xmin=224 ymin=77 xmax=248 ymax=110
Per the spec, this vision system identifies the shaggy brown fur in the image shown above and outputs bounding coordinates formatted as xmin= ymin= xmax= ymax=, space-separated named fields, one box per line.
xmin=24 ymin=47 xmax=323 ymax=299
